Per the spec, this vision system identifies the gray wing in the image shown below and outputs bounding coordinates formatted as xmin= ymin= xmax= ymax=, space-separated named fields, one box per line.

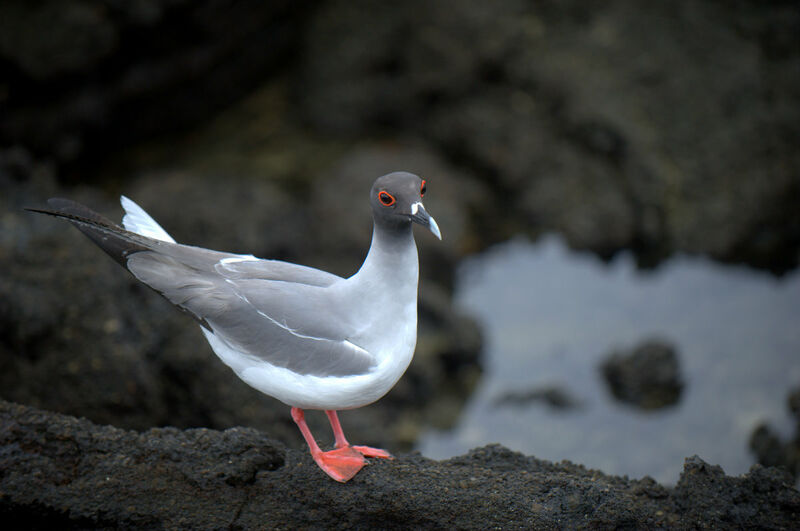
xmin=214 ymin=257 xmax=341 ymax=287
xmin=128 ymin=251 xmax=374 ymax=377
xmin=29 ymin=199 xmax=373 ymax=377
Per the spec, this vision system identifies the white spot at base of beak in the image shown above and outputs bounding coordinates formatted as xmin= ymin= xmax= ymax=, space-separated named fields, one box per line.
xmin=411 ymin=202 xmax=421 ymax=215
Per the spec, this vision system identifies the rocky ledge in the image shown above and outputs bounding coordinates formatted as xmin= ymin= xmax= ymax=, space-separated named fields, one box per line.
xmin=1 ymin=400 xmax=797 ymax=529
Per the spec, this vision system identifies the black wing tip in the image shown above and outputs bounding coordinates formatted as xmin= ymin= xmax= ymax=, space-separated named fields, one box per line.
xmin=25 ymin=197 xmax=122 ymax=229
xmin=23 ymin=205 xmax=51 ymax=215
xmin=26 ymin=197 xmax=155 ymax=269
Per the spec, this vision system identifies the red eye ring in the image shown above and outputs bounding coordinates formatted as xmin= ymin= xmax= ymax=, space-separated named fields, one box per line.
xmin=378 ymin=191 xmax=396 ymax=206
xmin=420 ymin=180 xmax=427 ymax=197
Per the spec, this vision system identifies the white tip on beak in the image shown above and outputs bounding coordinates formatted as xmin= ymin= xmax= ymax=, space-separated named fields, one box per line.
xmin=428 ymin=215 xmax=442 ymax=240
xmin=410 ymin=201 xmax=442 ymax=240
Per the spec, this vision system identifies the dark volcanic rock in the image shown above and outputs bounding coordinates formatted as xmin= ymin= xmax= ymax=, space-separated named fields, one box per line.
xmin=750 ymin=386 xmax=800 ymax=482
xmin=0 ymin=0 xmax=308 ymax=170
xmin=298 ymin=0 xmax=800 ymax=273
xmin=600 ymin=338 xmax=684 ymax=410
xmin=2 ymin=400 xmax=798 ymax=529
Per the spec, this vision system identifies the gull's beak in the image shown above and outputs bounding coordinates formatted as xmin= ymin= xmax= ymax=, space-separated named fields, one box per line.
xmin=410 ymin=202 xmax=442 ymax=240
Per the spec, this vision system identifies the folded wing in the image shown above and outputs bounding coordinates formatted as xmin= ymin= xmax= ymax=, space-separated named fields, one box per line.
xmin=127 ymin=251 xmax=374 ymax=377
xmin=30 ymin=198 xmax=375 ymax=378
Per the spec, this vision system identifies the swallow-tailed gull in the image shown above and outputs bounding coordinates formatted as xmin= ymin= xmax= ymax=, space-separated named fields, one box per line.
xmin=28 ymin=172 xmax=441 ymax=482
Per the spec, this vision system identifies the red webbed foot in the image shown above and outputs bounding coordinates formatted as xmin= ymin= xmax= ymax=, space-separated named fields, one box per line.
xmin=311 ymin=446 xmax=366 ymax=483
xmin=351 ymin=445 xmax=394 ymax=459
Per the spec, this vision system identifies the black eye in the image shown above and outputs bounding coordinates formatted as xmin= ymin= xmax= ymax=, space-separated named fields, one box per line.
xmin=420 ymin=180 xmax=426 ymax=197
xmin=378 ymin=191 xmax=396 ymax=206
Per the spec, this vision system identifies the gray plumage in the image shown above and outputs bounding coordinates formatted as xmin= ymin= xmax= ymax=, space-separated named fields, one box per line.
xmin=26 ymin=173 xmax=441 ymax=400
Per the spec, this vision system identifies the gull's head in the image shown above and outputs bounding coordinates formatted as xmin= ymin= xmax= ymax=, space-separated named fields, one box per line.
xmin=370 ymin=172 xmax=442 ymax=240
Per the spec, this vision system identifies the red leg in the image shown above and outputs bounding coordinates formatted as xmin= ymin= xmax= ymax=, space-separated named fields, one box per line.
xmin=291 ymin=407 xmax=364 ymax=482
xmin=325 ymin=410 xmax=394 ymax=459
xmin=325 ymin=410 xmax=350 ymax=448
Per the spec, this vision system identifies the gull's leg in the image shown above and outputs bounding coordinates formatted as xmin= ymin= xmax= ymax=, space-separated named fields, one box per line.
xmin=291 ymin=407 xmax=364 ymax=482
xmin=325 ymin=410 xmax=394 ymax=459
xmin=325 ymin=409 xmax=350 ymax=448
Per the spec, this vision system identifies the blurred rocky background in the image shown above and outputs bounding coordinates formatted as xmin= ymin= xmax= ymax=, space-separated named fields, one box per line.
xmin=1 ymin=0 xmax=798 ymax=468
xmin=750 ymin=386 xmax=800 ymax=481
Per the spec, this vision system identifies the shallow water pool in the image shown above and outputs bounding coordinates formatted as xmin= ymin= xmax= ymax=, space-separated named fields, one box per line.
xmin=418 ymin=235 xmax=800 ymax=484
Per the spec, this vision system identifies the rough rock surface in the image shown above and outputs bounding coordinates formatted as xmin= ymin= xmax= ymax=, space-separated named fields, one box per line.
xmin=750 ymin=386 xmax=800 ymax=483
xmin=2 ymin=400 xmax=798 ymax=529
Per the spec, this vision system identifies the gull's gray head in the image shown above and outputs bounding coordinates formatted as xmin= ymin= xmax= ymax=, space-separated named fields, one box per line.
xmin=370 ymin=172 xmax=442 ymax=240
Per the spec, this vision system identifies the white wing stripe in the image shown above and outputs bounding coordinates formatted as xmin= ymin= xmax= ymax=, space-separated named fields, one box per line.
xmin=229 ymin=283 xmax=367 ymax=354
xmin=220 ymin=256 xmax=258 ymax=265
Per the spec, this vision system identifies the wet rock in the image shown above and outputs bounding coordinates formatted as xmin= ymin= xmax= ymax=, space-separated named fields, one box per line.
xmin=749 ymin=386 xmax=800 ymax=481
xmin=600 ymin=338 xmax=684 ymax=410
xmin=2 ymin=401 xmax=798 ymax=529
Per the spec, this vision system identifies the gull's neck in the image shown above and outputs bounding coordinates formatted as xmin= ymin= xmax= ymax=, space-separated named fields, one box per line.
xmin=342 ymin=219 xmax=420 ymax=367
xmin=351 ymin=221 xmax=419 ymax=292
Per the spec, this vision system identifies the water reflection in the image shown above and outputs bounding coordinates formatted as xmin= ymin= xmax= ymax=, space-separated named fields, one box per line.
xmin=417 ymin=235 xmax=800 ymax=484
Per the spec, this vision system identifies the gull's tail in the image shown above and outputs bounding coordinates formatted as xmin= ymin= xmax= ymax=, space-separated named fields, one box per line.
xmin=120 ymin=196 xmax=176 ymax=243
xmin=26 ymin=197 xmax=219 ymax=330
xmin=25 ymin=198 xmax=153 ymax=267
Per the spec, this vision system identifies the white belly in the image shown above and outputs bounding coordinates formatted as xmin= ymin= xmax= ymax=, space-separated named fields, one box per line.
xmin=200 ymin=324 xmax=417 ymax=410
